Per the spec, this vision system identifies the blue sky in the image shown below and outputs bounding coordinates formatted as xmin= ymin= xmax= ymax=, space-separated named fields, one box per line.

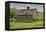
xmin=10 ymin=3 xmax=43 ymax=12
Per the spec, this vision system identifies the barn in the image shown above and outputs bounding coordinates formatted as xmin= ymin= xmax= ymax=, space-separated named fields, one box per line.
xmin=16 ymin=7 xmax=38 ymax=21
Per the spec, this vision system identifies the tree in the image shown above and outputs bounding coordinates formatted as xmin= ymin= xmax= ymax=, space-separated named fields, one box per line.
xmin=10 ymin=8 xmax=17 ymax=18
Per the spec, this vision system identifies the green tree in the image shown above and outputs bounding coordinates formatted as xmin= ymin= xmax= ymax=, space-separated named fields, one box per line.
xmin=10 ymin=8 xmax=17 ymax=18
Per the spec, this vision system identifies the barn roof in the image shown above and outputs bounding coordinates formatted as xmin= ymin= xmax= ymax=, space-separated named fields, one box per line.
xmin=20 ymin=8 xmax=37 ymax=11
xmin=16 ymin=8 xmax=37 ymax=15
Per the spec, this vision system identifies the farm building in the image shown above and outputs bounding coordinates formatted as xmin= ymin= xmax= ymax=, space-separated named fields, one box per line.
xmin=16 ymin=7 xmax=38 ymax=21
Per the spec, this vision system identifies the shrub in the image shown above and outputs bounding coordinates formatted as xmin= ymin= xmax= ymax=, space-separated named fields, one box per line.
xmin=10 ymin=18 xmax=16 ymax=22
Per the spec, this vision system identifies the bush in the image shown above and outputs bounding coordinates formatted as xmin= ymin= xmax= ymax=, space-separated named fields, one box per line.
xmin=10 ymin=18 xmax=16 ymax=22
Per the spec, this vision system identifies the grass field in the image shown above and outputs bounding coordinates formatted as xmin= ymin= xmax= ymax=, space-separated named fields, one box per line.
xmin=10 ymin=19 xmax=43 ymax=29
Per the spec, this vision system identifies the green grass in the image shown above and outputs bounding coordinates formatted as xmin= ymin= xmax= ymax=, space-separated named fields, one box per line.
xmin=10 ymin=19 xmax=43 ymax=29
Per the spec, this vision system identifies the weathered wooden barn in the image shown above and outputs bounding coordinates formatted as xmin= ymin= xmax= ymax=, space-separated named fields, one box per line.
xmin=16 ymin=7 xmax=38 ymax=21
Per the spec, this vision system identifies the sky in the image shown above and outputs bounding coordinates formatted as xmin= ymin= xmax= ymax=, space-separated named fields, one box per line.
xmin=10 ymin=3 xmax=44 ymax=12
